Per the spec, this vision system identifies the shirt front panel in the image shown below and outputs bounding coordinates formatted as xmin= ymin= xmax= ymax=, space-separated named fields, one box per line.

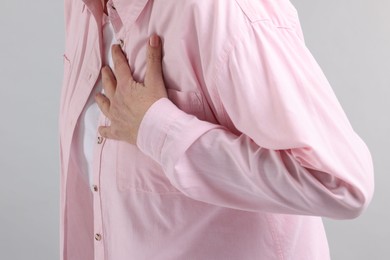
xmin=59 ymin=0 xmax=339 ymax=259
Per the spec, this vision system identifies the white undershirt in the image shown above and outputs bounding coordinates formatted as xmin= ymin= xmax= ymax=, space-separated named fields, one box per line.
xmin=75 ymin=15 xmax=117 ymax=187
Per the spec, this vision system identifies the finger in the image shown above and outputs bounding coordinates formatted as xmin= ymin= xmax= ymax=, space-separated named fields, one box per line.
xmin=145 ymin=34 xmax=164 ymax=85
xmin=101 ymin=66 xmax=116 ymax=99
xmin=98 ymin=126 xmax=114 ymax=140
xmin=95 ymin=93 xmax=111 ymax=118
xmin=111 ymin=44 xmax=133 ymax=83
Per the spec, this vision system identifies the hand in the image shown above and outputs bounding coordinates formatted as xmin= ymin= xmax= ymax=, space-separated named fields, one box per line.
xmin=95 ymin=34 xmax=168 ymax=144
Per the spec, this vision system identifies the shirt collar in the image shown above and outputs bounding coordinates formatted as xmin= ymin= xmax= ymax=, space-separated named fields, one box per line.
xmin=112 ymin=0 xmax=149 ymax=26
xmin=82 ymin=0 xmax=149 ymax=29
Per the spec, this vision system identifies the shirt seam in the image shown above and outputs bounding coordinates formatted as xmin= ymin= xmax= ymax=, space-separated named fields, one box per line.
xmin=212 ymin=20 xmax=298 ymax=128
xmin=234 ymin=0 xmax=298 ymax=30
xmin=211 ymin=26 xmax=245 ymax=129
xmin=266 ymin=214 xmax=285 ymax=260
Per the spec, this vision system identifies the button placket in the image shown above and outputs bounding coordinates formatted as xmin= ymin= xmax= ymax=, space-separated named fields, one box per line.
xmin=92 ymin=114 xmax=107 ymax=258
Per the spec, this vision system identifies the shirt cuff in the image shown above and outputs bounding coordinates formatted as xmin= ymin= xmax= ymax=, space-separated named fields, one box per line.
xmin=137 ymin=98 xmax=187 ymax=163
xmin=137 ymin=97 xmax=217 ymax=169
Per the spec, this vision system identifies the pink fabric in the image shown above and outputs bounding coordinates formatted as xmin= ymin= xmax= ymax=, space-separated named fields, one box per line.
xmin=60 ymin=0 xmax=374 ymax=259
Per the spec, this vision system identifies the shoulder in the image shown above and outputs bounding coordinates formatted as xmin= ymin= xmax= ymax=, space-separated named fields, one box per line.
xmin=234 ymin=0 xmax=300 ymax=29
xmin=177 ymin=0 xmax=299 ymax=35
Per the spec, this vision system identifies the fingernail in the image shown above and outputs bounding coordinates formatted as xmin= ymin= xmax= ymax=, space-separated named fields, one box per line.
xmin=150 ymin=34 xmax=159 ymax=48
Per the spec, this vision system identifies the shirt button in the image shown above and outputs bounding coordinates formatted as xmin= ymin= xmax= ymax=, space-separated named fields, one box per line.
xmin=95 ymin=233 xmax=102 ymax=241
xmin=97 ymin=136 xmax=104 ymax=144
xmin=92 ymin=185 xmax=98 ymax=192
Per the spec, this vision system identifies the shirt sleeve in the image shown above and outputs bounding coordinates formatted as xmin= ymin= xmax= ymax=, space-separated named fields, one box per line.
xmin=137 ymin=20 xmax=374 ymax=219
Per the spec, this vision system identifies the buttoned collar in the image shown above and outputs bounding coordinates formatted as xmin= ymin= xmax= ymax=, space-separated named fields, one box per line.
xmin=82 ymin=0 xmax=150 ymax=30
xmin=112 ymin=0 xmax=149 ymax=27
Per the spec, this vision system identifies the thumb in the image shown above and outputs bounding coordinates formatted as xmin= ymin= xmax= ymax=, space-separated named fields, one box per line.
xmin=145 ymin=34 xmax=164 ymax=86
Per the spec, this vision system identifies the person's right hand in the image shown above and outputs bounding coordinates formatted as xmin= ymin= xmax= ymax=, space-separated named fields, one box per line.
xmin=95 ymin=34 xmax=168 ymax=145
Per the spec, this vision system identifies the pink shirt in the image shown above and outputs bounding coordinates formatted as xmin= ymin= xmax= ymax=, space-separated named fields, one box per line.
xmin=60 ymin=0 xmax=375 ymax=259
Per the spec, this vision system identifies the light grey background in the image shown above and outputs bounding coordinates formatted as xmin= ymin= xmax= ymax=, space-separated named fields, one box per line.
xmin=0 ymin=0 xmax=388 ymax=259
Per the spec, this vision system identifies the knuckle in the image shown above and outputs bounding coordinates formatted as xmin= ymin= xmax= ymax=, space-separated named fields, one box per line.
xmin=100 ymin=97 xmax=109 ymax=108
xmin=111 ymin=127 xmax=120 ymax=138
xmin=126 ymin=78 xmax=134 ymax=87
xmin=114 ymin=58 xmax=122 ymax=68
xmin=102 ymin=66 xmax=110 ymax=74
xmin=99 ymin=127 xmax=107 ymax=137
xmin=102 ymin=71 xmax=110 ymax=82
xmin=129 ymin=80 xmax=138 ymax=90
xmin=148 ymin=51 xmax=161 ymax=63
xmin=96 ymin=95 xmax=104 ymax=106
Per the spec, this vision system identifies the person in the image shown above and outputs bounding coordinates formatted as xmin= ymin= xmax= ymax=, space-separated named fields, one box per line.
xmin=59 ymin=0 xmax=374 ymax=259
